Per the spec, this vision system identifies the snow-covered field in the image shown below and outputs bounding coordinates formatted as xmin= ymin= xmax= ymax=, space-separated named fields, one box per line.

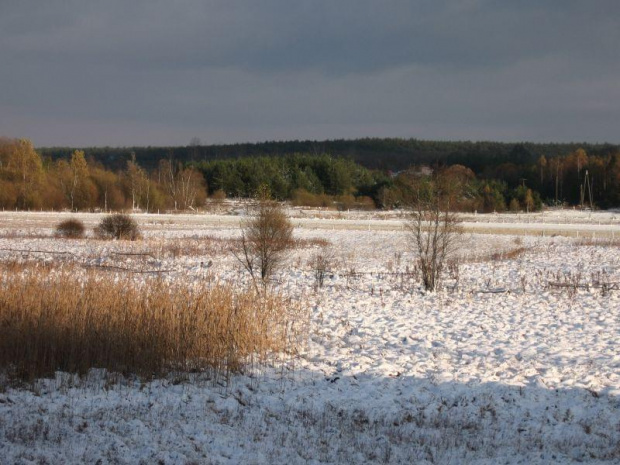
xmin=1 ymin=210 xmax=619 ymax=464
xmin=2 ymin=206 xmax=620 ymax=237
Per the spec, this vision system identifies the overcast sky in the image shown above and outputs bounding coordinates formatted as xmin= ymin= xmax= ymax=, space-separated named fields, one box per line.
xmin=1 ymin=1 xmax=619 ymax=147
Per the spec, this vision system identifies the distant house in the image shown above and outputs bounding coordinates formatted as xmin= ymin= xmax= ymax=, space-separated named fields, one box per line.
xmin=390 ymin=165 xmax=433 ymax=178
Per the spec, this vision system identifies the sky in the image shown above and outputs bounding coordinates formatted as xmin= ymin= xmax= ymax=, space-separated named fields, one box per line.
xmin=1 ymin=0 xmax=619 ymax=147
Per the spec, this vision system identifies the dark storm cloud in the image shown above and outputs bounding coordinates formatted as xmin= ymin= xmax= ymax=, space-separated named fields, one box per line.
xmin=1 ymin=0 xmax=619 ymax=146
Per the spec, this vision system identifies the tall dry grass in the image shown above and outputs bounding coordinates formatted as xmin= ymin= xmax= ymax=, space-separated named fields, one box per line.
xmin=119 ymin=236 xmax=330 ymax=260
xmin=462 ymin=246 xmax=529 ymax=264
xmin=0 ymin=264 xmax=303 ymax=381
xmin=573 ymin=237 xmax=620 ymax=248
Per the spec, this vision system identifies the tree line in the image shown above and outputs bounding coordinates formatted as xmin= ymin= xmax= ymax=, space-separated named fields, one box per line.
xmin=3 ymin=136 xmax=620 ymax=211
xmin=195 ymin=151 xmax=620 ymax=211
xmin=0 ymin=138 xmax=206 ymax=211
xmin=38 ymin=137 xmax=620 ymax=173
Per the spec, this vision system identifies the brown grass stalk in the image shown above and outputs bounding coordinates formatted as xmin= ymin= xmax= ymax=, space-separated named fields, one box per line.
xmin=573 ymin=237 xmax=620 ymax=248
xmin=0 ymin=265 xmax=301 ymax=381
xmin=464 ymin=246 xmax=528 ymax=263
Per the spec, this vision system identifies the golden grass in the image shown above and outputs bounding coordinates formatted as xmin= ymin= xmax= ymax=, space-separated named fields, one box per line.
xmin=148 ymin=236 xmax=228 ymax=259
xmin=0 ymin=264 xmax=303 ymax=381
xmin=464 ymin=246 xmax=528 ymax=263
xmin=118 ymin=236 xmax=331 ymax=260
xmin=293 ymin=237 xmax=331 ymax=248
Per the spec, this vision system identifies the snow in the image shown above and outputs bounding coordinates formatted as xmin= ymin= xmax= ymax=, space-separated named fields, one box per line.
xmin=2 ymin=206 xmax=620 ymax=237
xmin=0 ymin=210 xmax=619 ymax=464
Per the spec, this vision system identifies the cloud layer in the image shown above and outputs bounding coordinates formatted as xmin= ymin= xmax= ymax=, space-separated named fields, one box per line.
xmin=1 ymin=1 xmax=619 ymax=146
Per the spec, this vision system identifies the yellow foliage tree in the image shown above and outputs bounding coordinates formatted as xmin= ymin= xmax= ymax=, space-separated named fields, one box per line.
xmin=0 ymin=139 xmax=44 ymax=209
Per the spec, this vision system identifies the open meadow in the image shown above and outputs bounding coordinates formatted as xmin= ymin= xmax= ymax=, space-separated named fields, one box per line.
xmin=0 ymin=208 xmax=619 ymax=464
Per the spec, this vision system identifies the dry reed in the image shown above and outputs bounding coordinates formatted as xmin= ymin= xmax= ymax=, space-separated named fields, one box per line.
xmin=293 ymin=237 xmax=331 ymax=248
xmin=464 ymin=246 xmax=528 ymax=263
xmin=573 ymin=237 xmax=620 ymax=248
xmin=0 ymin=264 xmax=302 ymax=381
xmin=134 ymin=236 xmax=330 ymax=260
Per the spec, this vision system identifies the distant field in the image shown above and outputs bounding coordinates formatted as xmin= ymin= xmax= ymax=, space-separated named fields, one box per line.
xmin=2 ymin=207 xmax=619 ymax=238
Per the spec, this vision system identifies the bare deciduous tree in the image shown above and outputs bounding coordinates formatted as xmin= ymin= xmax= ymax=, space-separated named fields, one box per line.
xmin=232 ymin=188 xmax=293 ymax=291
xmin=158 ymin=158 xmax=206 ymax=211
xmin=405 ymin=173 xmax=462 ymax=292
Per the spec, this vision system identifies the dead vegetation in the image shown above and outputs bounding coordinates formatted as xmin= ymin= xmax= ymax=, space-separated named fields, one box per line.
xmin=0 ymin=264 xmax=304 ymax=382
xmin=309 ymin=246 xmax=335 ymax=289
xmin=0 ymin=231 xmax=49 ymax=239
xmin=573 ymin=237 xmax=620 ymax=248
xmin=536 ymin=269 xmax=620 ymax=296
xmin=463 ymin=246 xmax=529 ymax=264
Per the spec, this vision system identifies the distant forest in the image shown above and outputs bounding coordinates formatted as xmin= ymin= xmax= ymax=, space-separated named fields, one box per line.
xmin=1 ymin=138 xmax=618 ymax=212
xmin=38 ymin=138 xmax=620 ymax=210
xmin=38 ymin=138 xmax=620 ymax=172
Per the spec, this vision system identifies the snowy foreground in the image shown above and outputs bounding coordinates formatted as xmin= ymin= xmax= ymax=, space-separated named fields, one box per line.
xmin=1 ymin=211 xmax=619 ymax=464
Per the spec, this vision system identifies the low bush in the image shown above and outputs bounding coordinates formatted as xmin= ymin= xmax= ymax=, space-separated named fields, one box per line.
xmin=95 ymin=214 xmax=141 ymax=240
xmin=309 ymin=247 xmax=334 ymax=289
xmin=54 ymin=219 xmax=86 ymax=239
xmin=335 ymin=194 xmax=376 ymax=211
xmin=210 ymin=189 xmax=227 ymax=201
xmin=0 ymin=265 xmax=302 ymax=380
xmin=291 ymin=189 xmax=333 ymax=208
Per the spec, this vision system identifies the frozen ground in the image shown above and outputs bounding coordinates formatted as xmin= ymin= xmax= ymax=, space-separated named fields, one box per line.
xmin=0 ymin=210 xmax=619 ymax=464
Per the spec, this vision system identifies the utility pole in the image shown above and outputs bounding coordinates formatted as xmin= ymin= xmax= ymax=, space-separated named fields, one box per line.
xmin=580 ymin=170 xmax=593 ymax=210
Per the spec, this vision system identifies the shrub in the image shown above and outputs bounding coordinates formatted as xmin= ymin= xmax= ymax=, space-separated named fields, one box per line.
xmin=95 ymin=214 xmax=141 ymax=240
xmin=354 ymin=196 xmax=376 ymax=210
xmin=309 ymin=247 xmax=334 ymax=289
xmin=210 ymin=189 xmax=227 ymax=201
xmin=335 ymin=194 xmax=356 ymax=211
xmin=232 ymin=188 xmax=294 ymax=290
xmin=55 ymin=219 xmax=86 ymax=239
xmin=291 ymin=189 xmax=332 ymax=208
